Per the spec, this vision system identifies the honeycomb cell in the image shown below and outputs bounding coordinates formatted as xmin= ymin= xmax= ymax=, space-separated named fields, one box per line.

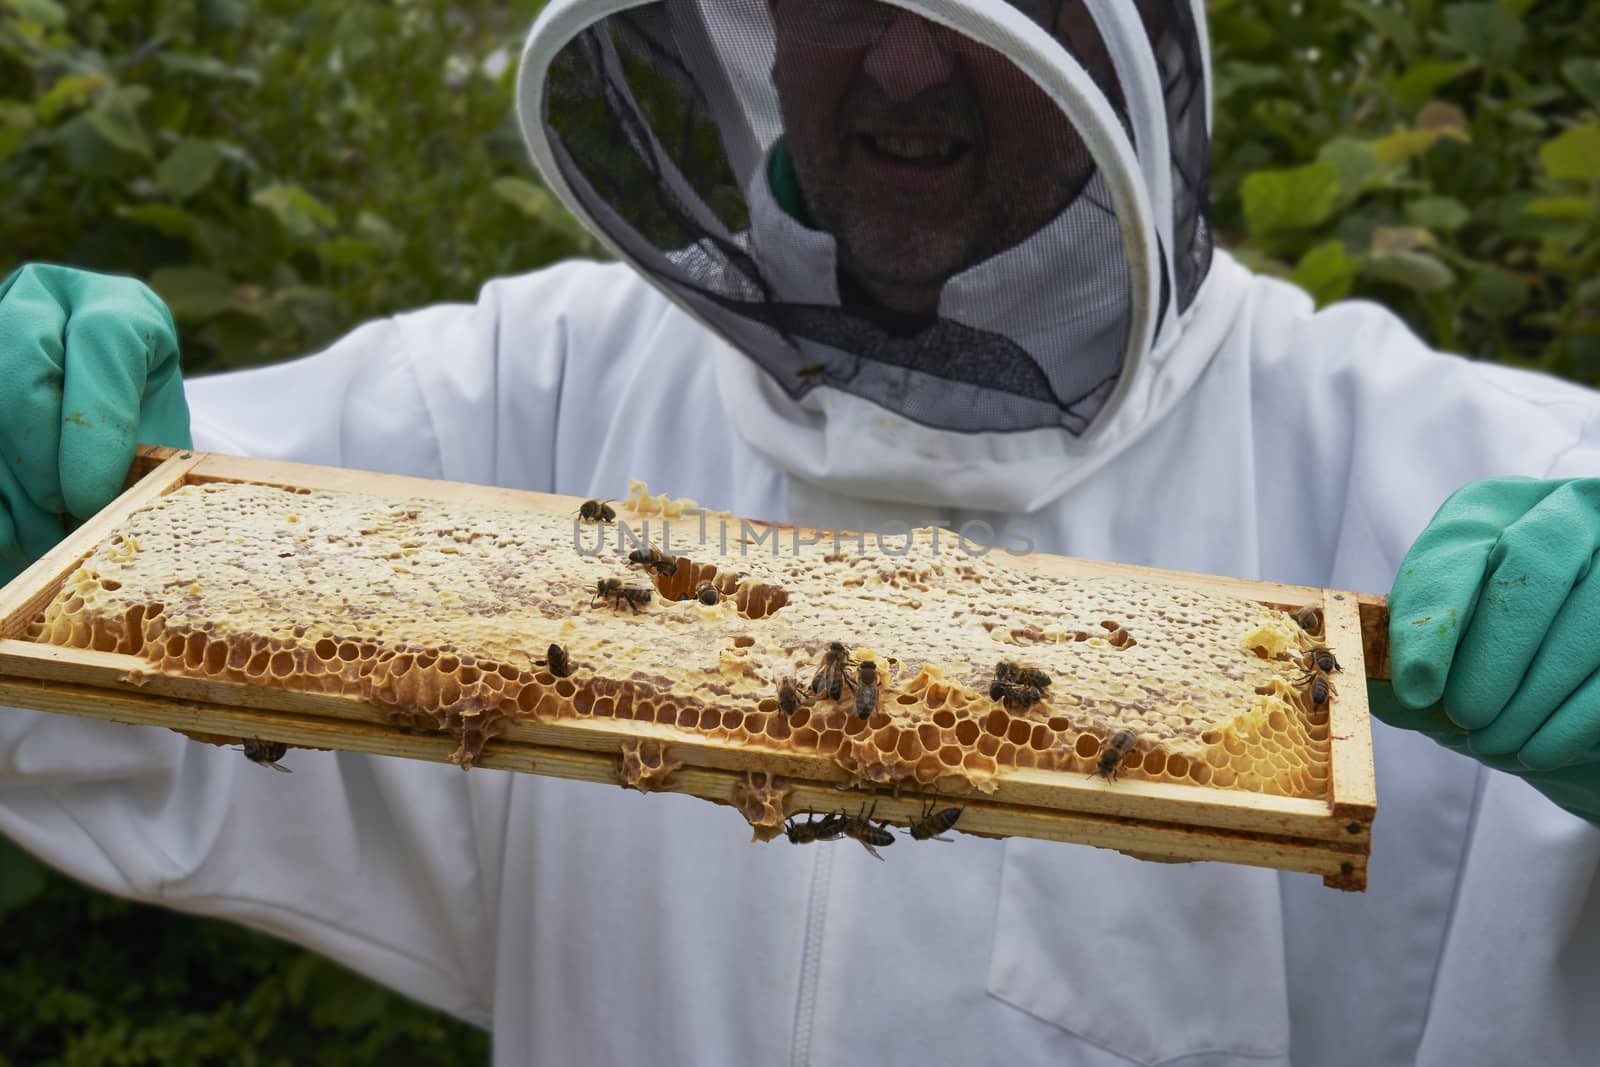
xmin=36 ymin=480 xmax=1337 ymax=791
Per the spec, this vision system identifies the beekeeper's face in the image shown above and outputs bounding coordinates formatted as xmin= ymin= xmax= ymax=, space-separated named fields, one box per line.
xmin=771 ymin=0 xmax=1108 ymax=313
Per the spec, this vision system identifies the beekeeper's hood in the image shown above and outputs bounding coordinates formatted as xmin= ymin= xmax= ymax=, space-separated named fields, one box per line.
xmin=516 ymin=0 xmax=1224 ymax=513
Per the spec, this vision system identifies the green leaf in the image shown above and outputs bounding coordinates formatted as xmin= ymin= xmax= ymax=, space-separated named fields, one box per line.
xmin=155 ymin=52 xmax=263 ymax=87
xmin=54 ymin=113 xmax=140 ymax=175
xmin=1362 ymin=251 xmax=1458 ymax=293
xmin=353 ymin=211 xmax=403 ymax=252
xmin=198 ymin=0 xmax=250 ymax=29
xmin=0 ymin=836 xmax=48 ymax=918
xmin=1392 ymin=59 xmax=1477 ymax=110
xmin=315 ymin=237 xmax=383 ymax=267
xmin=1211 ymin=13 xmax=1275 ymax=53
xmin=1539 ymin=124 xmax=1600 ymax=181
xmin=1317 ymin=137 xmax=1399 ymax=202
xmin=1440 ymin=2 xmax=1527 ymax=68
xmin=1373 ymin=125 xmax=1466 ymax=164
xmin=1406 ymin=196 xmax=1472 ymax=232
xmin=156 ymin=138 xmax=223 ymax=200
xmin=83 ymin=98 xmax=152 ymax=159
xmin=1346 ymin=0 xmax=1419 ymax=57
xmin=115 ymin=202 xmax=199 ymax=238
xmin=10 ymin=0 xmax=67 ymax=28
xmin=1564 ymin=58 xmax=1600 ymax=111
xmin=491 ymin=176 xmax=555 ymax=218
xmin=1371 ymin=226 xmax=1438 ymax=254
xmin=0 ymin=100 xmax=35 ymax=164
xmin=150 ymin=266 xmax=236 ymax=321
xmin=1468 ymin=266 xmax=1532 ymax=317
xmin=1240 ymin=160 xmax=1342 ymax=235
xmin=1523 ymin=196 xmax=1595 ymax=220
xmin=251 ymin=183 xmax=337 ymax=239
xmin=35 ymin=72 xmax=110 ymax=124
xmin=1291 ymin=240 xmax=1354 ymax=305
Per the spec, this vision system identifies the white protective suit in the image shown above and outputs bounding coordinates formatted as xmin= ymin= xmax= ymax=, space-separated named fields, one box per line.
xmin=4 ymin=2 xmax=1600 ymax=1065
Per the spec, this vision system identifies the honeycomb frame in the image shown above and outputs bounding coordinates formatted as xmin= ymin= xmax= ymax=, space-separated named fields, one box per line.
xmin=0 ymin=448 xmax=1377 ymax=890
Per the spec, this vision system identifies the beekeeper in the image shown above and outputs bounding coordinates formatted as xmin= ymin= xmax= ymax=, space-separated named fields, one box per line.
xmin=3 ymin=2 xmax=1598 ymax=1064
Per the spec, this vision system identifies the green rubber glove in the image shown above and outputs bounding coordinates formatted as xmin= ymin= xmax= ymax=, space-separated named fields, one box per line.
xmin=1372 ymin=477 xmax=1600 ymax=825
xmin=0 ymin=264 xmax=192 ymax=586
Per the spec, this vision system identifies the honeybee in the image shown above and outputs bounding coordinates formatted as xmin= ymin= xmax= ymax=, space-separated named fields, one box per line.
xmin=1301 ymin=645 xmax=1342 ymax=675
xmin=994 ymin=660 xmax=1051 ymax=689
xmin=810 ymin=641 xmax=856 ymax=701
xmin=1302 ymin=673 xmax=1336 ymax=716
xmin=239 ymin=738 xmax=292 ymax=773
xmin=695 ymin=581 xmax=720 ymax=606
xmin=627 ymin=544 xmax=678 ymax=578
xmin=989 ymin=680 xmax=1043 ymax=710
xmin=593 ymin=577 xmax=652 ymax=614
xmin=841 ymin=802 xmax=896 ymax=860
xmin=540 ymin=642 xmax=572 ymax=678
xmin=1291 ymin=604 xmax=1323 ymax=635
xmin=578 ymin=499 xmax=617 ymax=523
xmin=785 ymin=810 xmax=846 ymax=844
xmin=777 ymin=676 xmax=812 ymax=716
xmin=853 ymin=660 xmax=880 ymax=720
xmin=1091 ymin=729 xmax=1138 ymax=782
xmin=906 ymin=798 xmax=962 ymax=841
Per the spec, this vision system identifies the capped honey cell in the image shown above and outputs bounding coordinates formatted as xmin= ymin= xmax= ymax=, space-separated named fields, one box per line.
xmin=34 ymin=481 xmax=1333 ymax=798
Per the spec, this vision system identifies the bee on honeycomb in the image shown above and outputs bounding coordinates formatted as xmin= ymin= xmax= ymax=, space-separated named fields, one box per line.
xmin=906 ymin=798 xmax=961 ymax=841
xmin=994 ymin=660 xmax=1050 ymax=689
xmin=854 ymin=660 xmax=881 ymax=720
xmin=1092 ymin=730 xmax=1138 ymax=782
xmin=628 ymin=544 xmax=678 ymax=578
xmin=593 ymin=577 xmax=651 ymax=613
xmin=784 ymin=810 xmax=846 ymax=845
xmin=990 ymin=680 xmax=1043 ymax=710
xmin=539 ymin=643 xmax=572 ymax=678
xmin=238 ymin=737 xmax=292 ymax=773
xmin=810 ymin=641 xmax=856 ymax=701
xmin=841 ymin=802 xmax=895 ymax=860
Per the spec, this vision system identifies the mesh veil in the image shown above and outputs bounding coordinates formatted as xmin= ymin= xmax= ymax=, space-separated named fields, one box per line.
xmin=527 ymin=0 xmax=1212 ymax=436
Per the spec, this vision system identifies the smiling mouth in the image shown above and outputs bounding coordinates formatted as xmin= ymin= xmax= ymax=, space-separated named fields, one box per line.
xmin=859 ymin=132 xmax=971 ymax=165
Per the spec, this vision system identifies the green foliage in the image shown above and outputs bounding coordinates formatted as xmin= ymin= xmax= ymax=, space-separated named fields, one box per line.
xmin=0 ymin=0 xmax=595 ymax=375
xmin=1210 ymin=0 xmax=1600 ymax=381
xmin=1 ymin=1 xmax=1598 ymax=1063
xmin=0 ymin=836 xmax=488 ymax=1065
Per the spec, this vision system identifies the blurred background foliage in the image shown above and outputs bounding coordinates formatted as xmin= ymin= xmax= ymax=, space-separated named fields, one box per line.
xmin=0 ymin=0 xmax=1596 ymax=1061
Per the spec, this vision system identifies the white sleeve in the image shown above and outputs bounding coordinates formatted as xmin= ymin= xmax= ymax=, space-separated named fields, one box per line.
xmin=0 ymin=259 xmax=647 ymax=1024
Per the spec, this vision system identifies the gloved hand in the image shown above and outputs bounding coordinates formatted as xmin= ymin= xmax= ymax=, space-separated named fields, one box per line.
xmin=1371 ymin=477 xmax=1600 ymax=825
xmin=0 ymin=264 xmax=192 ymax=586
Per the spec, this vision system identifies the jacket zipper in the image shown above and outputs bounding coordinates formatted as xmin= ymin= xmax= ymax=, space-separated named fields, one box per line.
xmin=789 ymin=845 xmax=834 ymax=1067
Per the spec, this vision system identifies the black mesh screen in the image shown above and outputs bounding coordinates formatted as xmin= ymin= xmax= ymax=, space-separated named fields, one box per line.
xmin=539 ymin=0 xmax=1210 ymax=435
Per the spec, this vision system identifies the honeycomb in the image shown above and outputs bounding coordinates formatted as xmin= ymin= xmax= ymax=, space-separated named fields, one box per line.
xmin=33 ymin=481 xmax=1333 ymax=819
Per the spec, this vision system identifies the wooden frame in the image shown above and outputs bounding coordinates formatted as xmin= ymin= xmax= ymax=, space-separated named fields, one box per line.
xmin=0 ymin=447 xmax=1381 ymax=890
